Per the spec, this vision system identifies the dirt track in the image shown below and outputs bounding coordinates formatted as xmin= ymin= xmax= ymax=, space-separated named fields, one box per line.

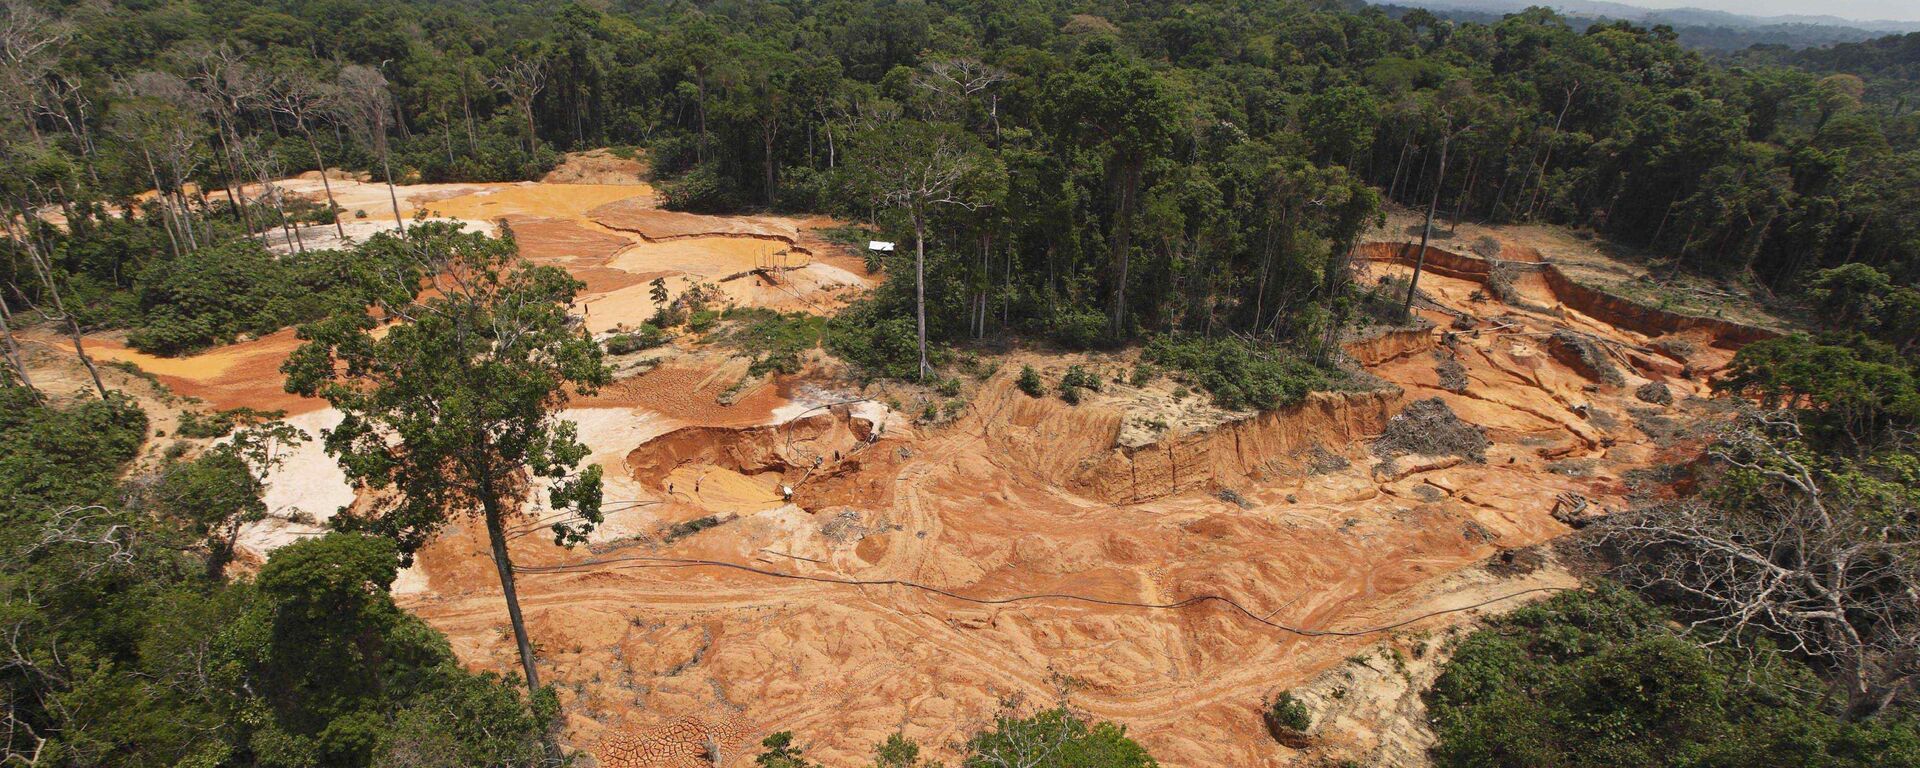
xmin=40 ymin=172 xmax=1770 ymax=766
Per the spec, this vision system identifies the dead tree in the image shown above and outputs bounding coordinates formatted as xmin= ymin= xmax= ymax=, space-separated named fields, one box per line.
xmin=267 ymin=71 xmax=348 ymax=239
xmin=0 ymin=0 xmax=63 ymax=148
xmin=913 ymin=57 xmax=1010 ymax=134
xmin=182 ymin=43 xmax=269 ymax=240
xmin=238 ymin=133 xmax=305 ymax=253
xmin=489 ymin=54 xmax=546 ymax=155
xmin=112 ymin=72 xmax=209 ymax=253
xmin=0 ymin=292 xmax=37 ymax=400
xmin=334 ymin=65 xmax=406 ymax=233
xmin=1599 ymin=410 xmax=1920 ymax=720
xmin=0 ymin=211 xmax=107 ymax=399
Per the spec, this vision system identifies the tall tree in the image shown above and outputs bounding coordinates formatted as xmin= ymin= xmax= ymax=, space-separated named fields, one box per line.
xmin=490 ymin=53 xmax=547 ymax=156
xmin=283 ymin=222 xmax=610 ymax=710
xmin=843 ymin=121 xmax=1003 ymax=379
xmin=1042 ymin=50 xmax=1181 ymax=338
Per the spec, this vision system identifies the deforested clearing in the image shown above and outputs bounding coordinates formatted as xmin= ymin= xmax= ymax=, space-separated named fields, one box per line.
xmin=8 ymin=2 xmax=1917 ymax=767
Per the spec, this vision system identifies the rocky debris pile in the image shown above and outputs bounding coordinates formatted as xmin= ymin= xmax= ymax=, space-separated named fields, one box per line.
xmin=1372 ymin=398 xmax=1490 ymax=464
xmin=1434 ymin=351 xmax=1469 ymax=393
xmin=1634 ymin=380 xmax=1673 ymax=406
xmin=1547 ymin=330 xmax=1626 ymax=387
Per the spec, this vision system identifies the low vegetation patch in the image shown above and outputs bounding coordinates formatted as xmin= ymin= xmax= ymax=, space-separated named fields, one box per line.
xmin=714 ymin=307 xmax=827 ymax=376
xmin=755 ymin=704 xmax=1155 ymax=768
xmin=1143 ymin=335 xmax=1341 ymax=412
xmin=1261 ymin=690 xmax=1312 ymax=747
xmin=604 ymin=324 xmax=671 ymax=355
xmin=1058 ymin=364 xmax=1101 ymax=404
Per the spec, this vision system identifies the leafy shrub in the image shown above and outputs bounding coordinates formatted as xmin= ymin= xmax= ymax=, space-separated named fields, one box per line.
xmin=963 ymin=707 xmax=1157 ymax=768
xmin=1017 ymin=365 xmax=1046 ymax=397
xmin=1265 ymin=691 xmax=1311 ymax=734
xmin=660 ymin=162 xmax=744 ymax=213
xmin=1061 ymin=365 xmax=1102 ymax=392
xmin=176 ymin=406 xmax=286 ymax=439
xmin=1050 ymin=307 xmax=1110 ymax=349
xmin=1059 ymin=364 xmax=1101 ymax=404
xmin=1428 ymin=585 xmax=1920 ymax=768
xmin=687 ymin=309 xmax=722 ymax=333
xmin=715 ymin=308 xmax=827 ymax=376
xmin=828 ymin=300 xmax=936 ymax=380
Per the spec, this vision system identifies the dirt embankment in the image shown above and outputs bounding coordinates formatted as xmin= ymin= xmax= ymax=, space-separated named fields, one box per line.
xmin=625 ymin=407 xmax=875 ymax=492
xmin=1356 ymin=241 xmax=1779 ymax=350
xmin=587 ymin=199 xmax=805 ymax=247
xmin=1344 ymin=326 xmax=1439 ymax=368
xmin=960 ymin=380 xmax=1400 ymax=506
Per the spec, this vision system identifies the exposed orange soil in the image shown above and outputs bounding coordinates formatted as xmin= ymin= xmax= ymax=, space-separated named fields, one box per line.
xmin=393 ymin=235 xmax=1755 ymax=766
xmin=67 ymin=329 xmax=323 ymax=414
xmin=53 ymin=176 xmax=871 ymax=411
xmin=58 ymin=177 xmax=1770 ymax=766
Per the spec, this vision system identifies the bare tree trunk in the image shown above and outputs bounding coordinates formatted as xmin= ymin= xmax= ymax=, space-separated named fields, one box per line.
xmin=140 ymin=147 xmax=184 ymax=260
xmin=381 ymin=151 xmax=405 ymax=234
xmin=1386 ymin=134 xmax=1411 ymax=202
xmin=10 ymin=213 xmax=107 ymax=400
xmin=297 ymin=121 xmax=348 ymax=239
xmin=1404 ymin=131 xmax=1452 ymax=316
xmin=1451 ymin=154 xmax=1480 ymax=233
xmin=482 ymin=495 xmax=541 ymax=691
xmin=914 ymin=215 xmax=929 ymax=380
xmin=462 ymin=86 xmax=478 ymax=151
xmin=0 ymin=298 xmax=40 ymax=402
xmin=1526 ymin=85 xmax=1581 ymax=219
xmin=763 ymin=123 xmax=777 ymax=208
xmin=1108 ymin=160 xmax=1140 ymax=338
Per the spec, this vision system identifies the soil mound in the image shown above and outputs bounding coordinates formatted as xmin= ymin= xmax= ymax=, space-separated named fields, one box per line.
xmin=543 ymin=148 xmax=650 ymax=186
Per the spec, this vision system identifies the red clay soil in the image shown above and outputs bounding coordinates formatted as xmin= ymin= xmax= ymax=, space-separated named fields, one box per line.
xmin=77 ymin=185 xmax=1778 ymax=766
xmin=579 ymin=362 xmax=791 ymax=428
xmin=507 ymin=217 xmax=633 ymax=268
xmin=388 ymin=234 xmax=1780 ymax=767
xmin=67 ymin=330 xmax=324 ymax=414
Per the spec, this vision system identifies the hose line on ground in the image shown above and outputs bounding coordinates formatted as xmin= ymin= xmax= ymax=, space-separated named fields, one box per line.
xmin=514 ymin=553 xmax=1566 ymax=637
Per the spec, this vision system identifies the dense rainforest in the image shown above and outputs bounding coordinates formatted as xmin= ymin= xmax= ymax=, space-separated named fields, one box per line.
xmin=5 ymin=0 xmax=1920 ymax=354
xmin=3 ymin=0 xmax=1920 ymax=766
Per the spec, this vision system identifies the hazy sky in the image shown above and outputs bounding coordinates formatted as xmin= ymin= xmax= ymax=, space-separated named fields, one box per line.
xmin=1622 ymin=0 xmax=1920 ymax=22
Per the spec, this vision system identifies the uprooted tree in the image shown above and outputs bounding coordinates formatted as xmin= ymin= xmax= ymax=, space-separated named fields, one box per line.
xmin=1599 ymin=410 xmax=1920 ymax=720
xmin=282 ymin=221 xmax=610 ymax=708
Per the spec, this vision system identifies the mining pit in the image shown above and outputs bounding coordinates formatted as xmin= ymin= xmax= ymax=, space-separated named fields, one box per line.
xmin=21 ymin=161 xmax=1780 ymax=767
